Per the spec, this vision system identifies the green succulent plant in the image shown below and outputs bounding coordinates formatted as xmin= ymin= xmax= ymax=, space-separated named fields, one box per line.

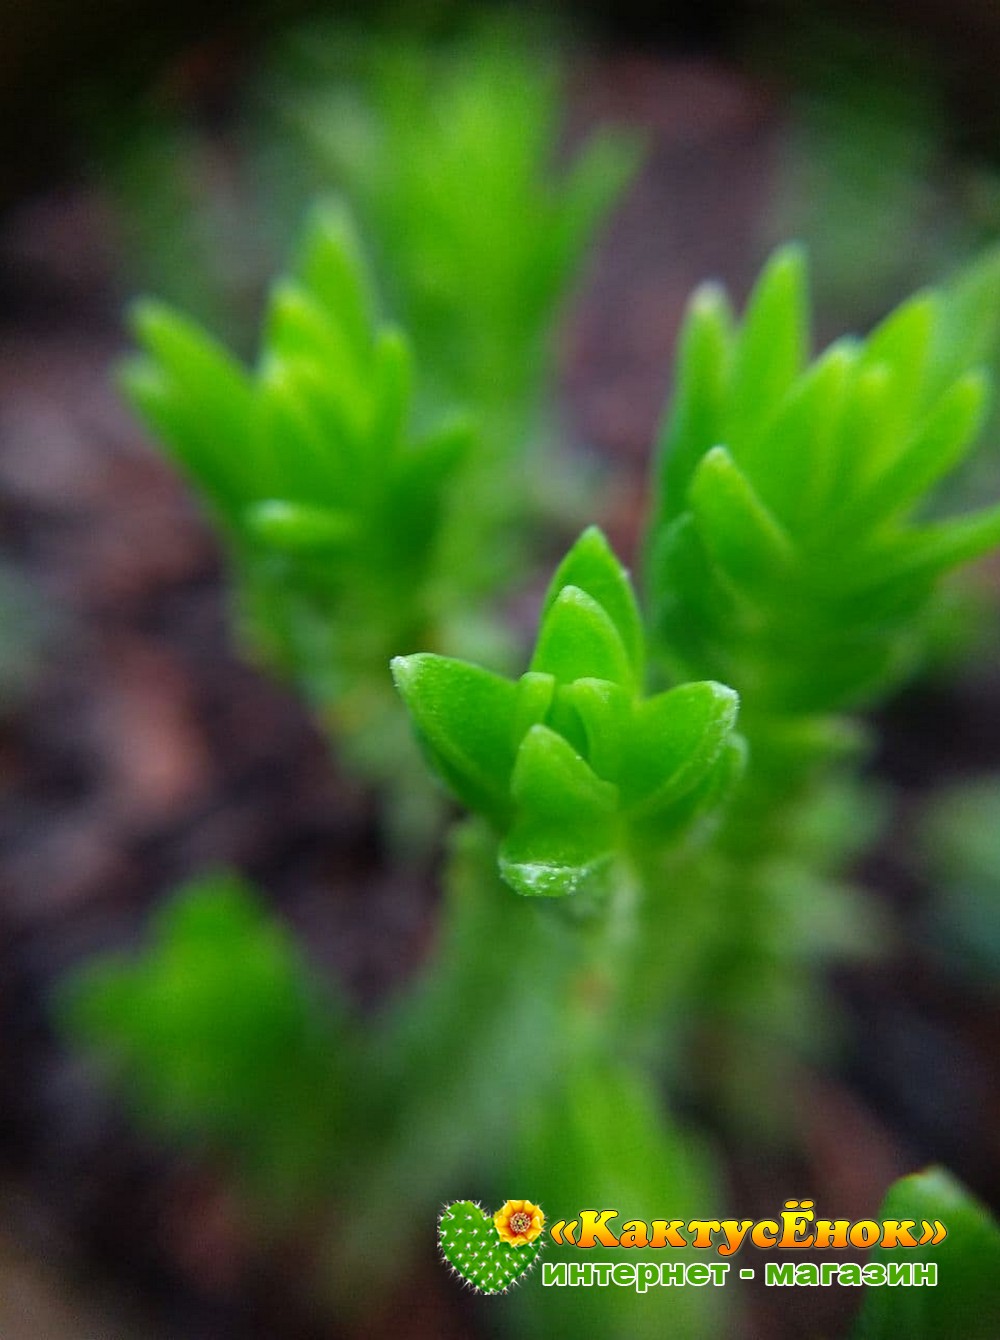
xmin=66 ymin=230 xmax=1000 ymax=1340
xmin=293 ymin=20 xmax=637 ymax=444
xmin=394 ymin=526 xmax=743 ymax=898
xmin=647 ymin=244 xmax=1000 ymax=716
xmin=122 ymin=204 xmax=473 ymax=716
xmin=63 ymin=875 xmax=347 ymax=1206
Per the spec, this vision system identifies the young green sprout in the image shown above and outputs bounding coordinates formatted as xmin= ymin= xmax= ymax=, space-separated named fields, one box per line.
xmin=394 ymin=527 xmax=743 ymax=897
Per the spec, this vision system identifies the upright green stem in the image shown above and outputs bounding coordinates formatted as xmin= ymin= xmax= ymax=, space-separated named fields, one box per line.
xmin=326 ymin=828 xmax=651 ymax=1302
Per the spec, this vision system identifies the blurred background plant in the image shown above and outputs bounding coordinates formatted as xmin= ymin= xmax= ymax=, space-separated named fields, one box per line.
xmin=102 ymin=17 xmax=639 ymax=595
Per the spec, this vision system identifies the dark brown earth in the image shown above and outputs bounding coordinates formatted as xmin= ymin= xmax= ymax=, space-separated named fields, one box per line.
xmin=0 ymin=47 xmax=998 ymax=1340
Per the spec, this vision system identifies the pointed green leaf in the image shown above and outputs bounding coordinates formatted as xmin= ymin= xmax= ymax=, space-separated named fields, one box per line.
xmin=510 ymin=724 xmax=618 ymax=818
xmin=855 ymin=502 xmax=1000 ymax=591
xmin=391 ymin=654 xmax=518 ymax=823
xmin=293 ymin=202 xmax=373 ymax=367
xmin=501 ymin=724 xmax=618 ymax=897
xmin=853 ymin=1168 xmax=1000 ymax=1340
xmin=531 ymin=585 xmax=634 ymax=689
xmin=130 ymin=300 xmax=254 ymax=449
xmin=512 ymin=671 xmax=556 ymax=743
xmin=644 ymin=514 xmax=737 ymax=681
xmin=656 ymin=282 xmax=734 ymax=520
xmin=255 ymin=359 xmax=352 ymax=503
xmin=861 ymin=291 xmax=936 ymax=414
xmin=559 ymin=678 xmax=631 ymax=783
xmin=384 ymin=417 xmax=472 ymax=565
xmin=622 ymin=680 xmax=739 ymax=817
xmin=540 ymin=527 xmax=644 ymax=683
xmin=928 ymin=245 xmax=1000 ymax=397
xmin=263 ymin=284 xmax=370 ymax=433
xmin=740 ymin=340 xmax=856 ymax=528
xmin=119 ymin=358 xmax=239 ymax=511
xmin=689 ymin=446 xmax=794 ymax=587
xmin=851 ymin=373 xmax=988 ymax=532
xmin=821 ymin=363 xmax=895 ymax=522
xmin=727 ymin=244 xmax=808 ymax=443
xmin=631 ymin=734 xmax=747 ymax=853
xmin=126 ymin=304 xmax=254 ymax=507
xmin=554 ymin=129 xmax=642 ymax=275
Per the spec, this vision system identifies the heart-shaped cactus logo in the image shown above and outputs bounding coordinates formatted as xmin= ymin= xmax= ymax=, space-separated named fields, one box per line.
xmin=438 ymin=1199 xmax=545 ymax=1294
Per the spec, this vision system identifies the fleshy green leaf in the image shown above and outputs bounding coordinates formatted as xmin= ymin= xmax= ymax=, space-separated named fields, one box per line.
xmin=130 ymin=300 xmax=254 ymax=449
xmin=928 ymin=245 xmax=1000 ymax=397
xmin=726 ymin=244 xmax=807 ymax=444
xmin=540 ymin=527 xmax=644 ymax=682
xmin=509 ymin=724 xmax=618 ymax=819
xmin=740 ymin=340 xmax=856 ymax=527
xmin=689 ymin=446 xmax=794 ymax=587
xmin=623 ymin=681 xmax=739 ymax=818
xmin=391 ymin=654 xmax=518 ymax=823
xmin=293 ymin=202 xmax=373 ymax=367
xmin=501 ymin=724 xmax=619 ymax=897
xmin=512 ymin=671 xmax=557 ymax=743
xmin=262 ymin=284 xmax=370 ymax=433
xmin=656 ymin=282 xmax=734 ymax=520
xmin=558 ymin=678 xmax=631 ymax=783
xmin=853 ymin=1168 xmax=1000 ymax=1340
xmin=119 ymin=358 xmax=238 ymax=509
xmin=531 ymin=585 xmax=634 ymax=689
xmin=853 ymin=503 xmax=1000 ymax=591
xmin=255 ymin=359 xmax=352 ymax=503
xmin=849 ymin=373 xmax=988 ymax=532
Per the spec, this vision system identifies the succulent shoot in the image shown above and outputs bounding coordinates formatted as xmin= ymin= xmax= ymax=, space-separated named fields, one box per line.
xmin=121 ymin=204 xmax=472 ymax=711
xmin=394 ymin=527 xmax=743 ymax=897
xmin=647 ymin=245 xmax=1000 ymax=713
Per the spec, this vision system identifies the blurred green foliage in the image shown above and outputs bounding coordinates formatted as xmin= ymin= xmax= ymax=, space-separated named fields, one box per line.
xmin=115 ymin=23 xmax=637 ymax=823
xmin=107 ymin=19 xmax=636 ymax=592
xmin=646 ymin=245 xmax=1000 ymax=713
xmin=278 ymin=19 xmax=638 ymax=585
xmin=503 ymin=1059 xmax=725 ymax=1338
xmin=769 ymin=23 xmax=1000 ymax=534
xmin=636 ymin=246 xmax=1000 ymax=1113
xmin=122 ymin=204 xmax=483 ymax=822
xmin=853 ymin=1167 xmax=1000 ymax=1339
xmin=63 ymin=875 xmax=348 ymax=1210
xmin=283 ymin=21 xmax=635 ymax=434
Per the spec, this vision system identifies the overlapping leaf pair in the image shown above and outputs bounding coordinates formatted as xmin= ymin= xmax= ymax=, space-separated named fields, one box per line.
xmin=394 ymin=527 xmax=743 ymax=897
xmin=121 ymin=205 xmax=471 ymax=697
xmin=646 ymin=246 xmax=1000 ymax=712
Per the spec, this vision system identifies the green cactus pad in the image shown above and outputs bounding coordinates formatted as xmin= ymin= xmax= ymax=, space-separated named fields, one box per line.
xmin=438 ymin=1201 xmax=544 ymax=1294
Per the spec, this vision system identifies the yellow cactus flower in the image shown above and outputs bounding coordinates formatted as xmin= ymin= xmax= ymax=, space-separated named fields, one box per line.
xmin=494 ymin=1199 xmax=545 ymax=1245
